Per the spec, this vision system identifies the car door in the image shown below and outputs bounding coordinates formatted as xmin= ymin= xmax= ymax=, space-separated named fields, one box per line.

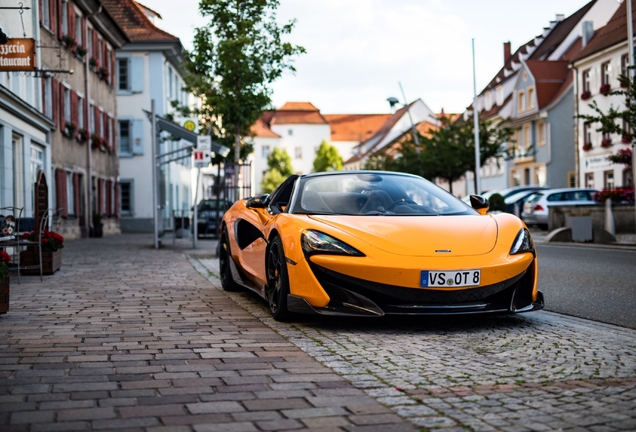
xmin=236 ymin=176 xmax=299 ymax=290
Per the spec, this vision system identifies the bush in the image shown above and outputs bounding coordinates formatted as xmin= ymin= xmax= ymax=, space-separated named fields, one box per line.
xmin=488 ymin=193 xmax=506 ymax=212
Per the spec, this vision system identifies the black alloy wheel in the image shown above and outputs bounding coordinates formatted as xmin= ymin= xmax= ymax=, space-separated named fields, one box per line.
xmin=219 ymin=228 xmax=241 ymax=292
xmin=266 ymin=236 xmax=292 ymax=321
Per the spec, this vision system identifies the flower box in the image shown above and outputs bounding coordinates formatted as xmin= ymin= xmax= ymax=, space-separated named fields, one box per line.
xmin=601 ymin=137 xmax=613 ymax=148
xmin=600 ymin=84 xmax=611 ymax=95
xmin=20 ymin=249 xmax=62 ymax=275
xmin=580 ymin=91 xmax=591 ymax=100
xmin=621 ymin=134 xmax=632 ymax=144
xmin=582 ymin=142 xmax=593 ymax=151
xmin=0 ymin=276 xmax=9 ymax=314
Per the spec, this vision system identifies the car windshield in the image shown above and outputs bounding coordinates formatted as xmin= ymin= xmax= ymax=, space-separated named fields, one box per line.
xmin=293 ymin=173 xmax=476 ymax=216
xmin=505 ymin=191 xmax=534 ymax=204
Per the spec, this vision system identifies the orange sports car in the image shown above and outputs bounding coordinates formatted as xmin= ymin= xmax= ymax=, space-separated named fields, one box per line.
xmin=219 ymin=171 xmax=543 ymax=321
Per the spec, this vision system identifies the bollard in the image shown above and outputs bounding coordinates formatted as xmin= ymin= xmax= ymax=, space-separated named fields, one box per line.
xmin=604 ymin=198 xmax=615 ymax=236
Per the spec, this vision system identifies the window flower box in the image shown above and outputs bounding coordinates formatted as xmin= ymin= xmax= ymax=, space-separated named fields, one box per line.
xmin=582 ymin=142 xmax=593 ymax=151
xmin=63 ymin=122 xmax=77 ymax=138
xmin=75 ymin=46 xmax=87 ymax=59
xmin=89 ymin=57 xmax=99 ymax=70
xmin=98 ymin=66 xmax=109 ymax=82
xmin=77 ymin=128 xmax=89 ymax=144
xmin=20 ymin=249 xmax=62 ymax=275
xmin=601 ymin=137 xmax=613 ymax=148
xmin=580 ymin=91 xmax=592 ymax=100
xmin=62 ymin=35 xmax=77 ymax=50
xmin=621 ymin=134 xmax=632 ymax=144
xmin=600 ymin=84 xmax=611 ymax=95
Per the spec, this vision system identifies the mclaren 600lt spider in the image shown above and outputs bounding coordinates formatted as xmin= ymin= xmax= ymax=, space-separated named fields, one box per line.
xmin=219 ymin=171 xmax=543 ymax=321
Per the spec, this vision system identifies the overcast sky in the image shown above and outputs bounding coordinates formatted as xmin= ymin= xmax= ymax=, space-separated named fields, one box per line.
xmin=144 ymin=0 xmax=598 ymax=115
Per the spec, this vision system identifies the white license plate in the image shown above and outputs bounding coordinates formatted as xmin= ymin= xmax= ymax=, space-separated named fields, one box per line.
xmin=420 ymin=270 xmax=481 ymax=287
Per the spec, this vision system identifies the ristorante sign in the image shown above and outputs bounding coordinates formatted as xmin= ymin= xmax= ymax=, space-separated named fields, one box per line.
xmin=0 ymin=38 xmax=36 ymax=71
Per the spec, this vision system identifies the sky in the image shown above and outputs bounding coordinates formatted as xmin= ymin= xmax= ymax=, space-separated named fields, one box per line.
xmin=143 ymin=0 xmax=599 ymax=115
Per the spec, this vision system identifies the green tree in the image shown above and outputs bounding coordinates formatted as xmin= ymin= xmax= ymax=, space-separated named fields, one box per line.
xmin=261 ymin=147 xmax=294 ymax=193
xmin=184 ymin=0 xmax=305 ymax=164
xmin=313 ymin=140 xmax=343 ymax=172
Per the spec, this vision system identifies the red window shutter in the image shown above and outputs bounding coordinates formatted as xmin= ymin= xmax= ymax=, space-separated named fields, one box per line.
xmin=104 ymin=116 xmax=110 ymax=149
xmin=98 ymin=178 xmax=104 ymax=214
xmin=115 ymin=182 xmax=121 ymax=218
xmin=57 ymin=0 xmax=63 ymax=39
xmin=94 ymin=106 xmax=100 ymax=137
xmin=110 ymin=50 xmax=115 ymax=87
xmin=59 ymin=82 xmax=65 ymax=130
xmin=74 ymin=173 xmax=81 ymax=217
xmin=92 ymin=32 xmax=98 ymax=66
xmin=49 ymin=0 xmax=56 ymax=34
xmin=68 ymin=8 xmax=75 ymax=41
xmin=55 ymin=169 xmax=68 ymax=217
xmin=81 ymin=16 xmax=86 ymax=49
xmin=51 ymin=78 xmax=58 ymax=129
xmin=84 ymin=99 xmax=88 ymax=134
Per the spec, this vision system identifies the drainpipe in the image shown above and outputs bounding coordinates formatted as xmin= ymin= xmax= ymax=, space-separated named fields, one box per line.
xmin=84 ymin=5 xmax=102 ymax=237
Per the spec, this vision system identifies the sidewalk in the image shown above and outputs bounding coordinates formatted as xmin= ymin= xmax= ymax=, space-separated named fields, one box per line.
xmin=0 ymin=234 xmax=415 ymax=431
xmin=529 ymin=227 xmax=636 ymax=249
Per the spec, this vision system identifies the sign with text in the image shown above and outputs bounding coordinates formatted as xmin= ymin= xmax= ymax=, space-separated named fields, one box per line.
xmin=0 ymin=38 xmax=36 ymax=72
xmin=193 ymin=148 xmax=210 ymax=168
xmin=197 ymin=135 xmax=211 ymax=151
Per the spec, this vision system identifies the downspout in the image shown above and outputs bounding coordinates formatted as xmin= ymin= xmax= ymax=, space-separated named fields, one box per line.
xmin=571 ymin=64 xmax=580 ymax=187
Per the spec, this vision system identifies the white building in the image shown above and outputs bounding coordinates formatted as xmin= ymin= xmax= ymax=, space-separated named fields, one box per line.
xmin=572 ymin=0 xmax=635 ymax=190
xmin=103 ymin=0 xmax=196 ymax=233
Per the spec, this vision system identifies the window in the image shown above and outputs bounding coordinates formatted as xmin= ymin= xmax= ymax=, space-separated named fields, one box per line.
xmin=517 ymin=90 xmax=525 ymax=113
xmin=66 ymin=171 xmax=74 ymax=217
xmin=30 ymin=145 xmax=44 ymax=211
xmin=585 ymin=172 xmax=594 ymax=188
xmin=89 ymin=103 xmax=95 ymax=133
xmin=534 ymin=164 xmax=546 ymax=186
xmin=78 ymin=96 xmax=84 ymax=129
xmin=583 ymin=123 xmax=591 ymax=146
xmin=511 ymin=169 xmax=521 ymax=186
xmin=61 ymin=2 xmax=68 ymax=35
xmin=527 ymin=86 xmax=535 ymax=109
xmin=288 ymin=129 xmax=293 ymax=136
xmin=496 ymin=86 xmax=504 ymax=106
xmin=602 ymin=61 xmax=611 ymax=86
xmin=295 ymin=146 xmax=302 ymax=159
xmin=622 ymin=54 xmax=630 ymax=78
xmin=87 ymin=28 xmax=93 ymax=59
xmin=75 ymin=13 xmax=82 ymax=46
xmin=523 ymin=123 xmax=531 ymax=149
xmin=43 ymin=77 xmax=52 ymax=119
xmin=99 ymin=109 xmax=104 ymax=137
xmin=41 ymin=0 xmax=50 ymax=29
xmin=537 ymin=121 xmax=546 ymax=146
xmin=168 ymin=67 xmax=173 ymax=98
xmin=568 ymin=171 xmax=576 ymax=188
xmin=261 ymin=145 xmax=270 ymax=158
xmin=63 ymin=87 xmax=71 ymax=123
xmin=604 ymin=170 xmax=615 ymax=189
xmin=485 ymin=91 xmax=492 ymax=110
xmin=119 ymin=120 xmax=131 ymax=154
xmin=120 ymin=181 xmax=133 ymax=214
xmin=582 ymin=69 xmax=591 ymax=92
xmin=117 ymin=58 xmax=129 ymax=91
xmin=12 ymin=134 xmax=24 ymax=210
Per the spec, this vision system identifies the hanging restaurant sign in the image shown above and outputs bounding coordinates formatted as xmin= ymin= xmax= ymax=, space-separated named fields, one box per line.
xmin=0 ymin=38 xmax=36 ymax=71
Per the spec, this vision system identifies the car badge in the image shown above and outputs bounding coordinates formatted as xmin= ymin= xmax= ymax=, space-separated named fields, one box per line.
xmin=435 ymin=249 xmax=451 ymax=253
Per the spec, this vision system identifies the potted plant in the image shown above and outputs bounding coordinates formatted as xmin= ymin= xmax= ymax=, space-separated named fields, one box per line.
xmin=98 ymin=66 xmax=109 ymax=82
xmin=62 ymin=35 xmax=77 ymax=50
xmin=77 ymin=128 xmax=89 ymax=144
xmin=64 ymin=122 xmax=77 ymax=138
xmin=91 ymin=134 xmax=103 ymax=150
xmin=608 ymin=148 xmax=633 ymax=166
xmin=20 ymin=230 xmax=64 ymax=275
xmin=91 ymin=212 xmax=104 ymax=238
xmin=89 ymin=57 xmax=99 ymax=70
xmin=75 ymin=45 xmax=87 ymax=59
xmin=600 ymin=84 xmax=611 ymax=95
xmin=0 ymin=251 xmax=9 ymax=314
xmin=580 ymin=90 xmax=592 ymax=100
xmin=582 ymin=142 xmax=593 ymax=151
xmin=601 ymin=137 xmax=613 ymax=148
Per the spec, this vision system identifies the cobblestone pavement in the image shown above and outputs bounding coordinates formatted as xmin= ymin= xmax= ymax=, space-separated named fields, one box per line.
xmin=0 ymin=235 xmax=415 ymax=432
xmin=194 ymin=256 xmax=636 ymax=432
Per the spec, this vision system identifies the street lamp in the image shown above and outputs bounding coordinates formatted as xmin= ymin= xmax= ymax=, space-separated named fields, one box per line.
xmin=387 ymin=82 xmax=419 ymax=147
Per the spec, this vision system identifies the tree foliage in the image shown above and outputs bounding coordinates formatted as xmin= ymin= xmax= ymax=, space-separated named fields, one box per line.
xmin=364 ymin=116 xmax=512 ymax=195
xmin=183 ymin=0 xmax=305 ymax=163
xmin=313 ymin=140 xmax=343 ymax=172
xmin=261 ymin=147 xmax=294 ymax=193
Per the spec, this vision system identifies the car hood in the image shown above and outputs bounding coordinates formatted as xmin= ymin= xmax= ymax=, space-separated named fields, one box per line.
xmin=308 ymin=215 xmax=498 ymax=257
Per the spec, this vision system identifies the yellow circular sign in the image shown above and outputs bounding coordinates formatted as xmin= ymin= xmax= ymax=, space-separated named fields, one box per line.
xmin=183 ymin=120 xmax=196 ymax=131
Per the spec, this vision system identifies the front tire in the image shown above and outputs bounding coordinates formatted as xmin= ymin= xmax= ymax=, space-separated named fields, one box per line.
xmin=266 ymin=236 xmax=293 ymax=322
xmin=219 ymin=228 xmax=241 ymax=292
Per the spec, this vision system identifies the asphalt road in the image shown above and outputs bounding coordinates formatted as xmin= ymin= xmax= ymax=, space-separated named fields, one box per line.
xmin=537 ymin=244 xmax=636 ymax=329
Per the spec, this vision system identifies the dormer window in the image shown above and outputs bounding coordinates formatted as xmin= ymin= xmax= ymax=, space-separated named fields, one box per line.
xmin=485 ymin=91 xmax=492 ymax=110
xmin=518 ymin=90 xmax=525 ymax=113
xmin=496 ymin=86 xmax=504 ymax=106
xmin=527 ymin=86 xmax=535 ymax=110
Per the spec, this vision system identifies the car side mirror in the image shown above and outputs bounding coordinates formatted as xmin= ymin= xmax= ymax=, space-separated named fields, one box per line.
xmin=469 ymin=195 xmax=489 ymax=215
xmin=246 ymin=194 xmax=269 ymax=209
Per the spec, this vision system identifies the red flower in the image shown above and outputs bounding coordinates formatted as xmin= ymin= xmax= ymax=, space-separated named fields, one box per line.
xmin=0 ymin=251 xmax=10 ymax=264
xmin=583 ymin=142 xmax=593 ymax=151
xmin=600 ymin=84 xmax=611 ymax=95
xmin=581 ymin=91 xmax=592 ymax=100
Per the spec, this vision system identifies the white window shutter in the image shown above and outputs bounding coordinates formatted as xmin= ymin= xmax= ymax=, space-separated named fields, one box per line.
xmin=132 ymin=119 xmax=145 ymax=155
xmin=131 ymin=57 xmax=144 ymax=93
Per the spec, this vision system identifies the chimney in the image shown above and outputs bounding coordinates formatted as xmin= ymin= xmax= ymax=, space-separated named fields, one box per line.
xmin=582 ymin=21 xmax=594 ymax=47
xmin=503 ymin=41 xmax=512 ymax=64
xmin=555 ymin=14 xmax=565 ymax=22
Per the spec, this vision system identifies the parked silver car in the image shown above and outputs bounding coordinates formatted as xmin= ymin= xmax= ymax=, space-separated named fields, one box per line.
xmin=521 ymin=188 xmax=598 ymax=230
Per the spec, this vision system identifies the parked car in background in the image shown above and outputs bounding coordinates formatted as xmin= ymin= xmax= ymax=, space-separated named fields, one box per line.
xmin=521 ymin=188 xmax=598 ymax=230
xmin=462 ymin=185 xmax=549 ymax=207
xmin=195 ymin=198 xmax=233 ymax=238
xmin=504 ymin=188 xmax=550 ymax=216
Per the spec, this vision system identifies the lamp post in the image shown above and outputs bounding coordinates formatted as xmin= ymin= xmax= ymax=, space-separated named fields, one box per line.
xmin=387 ymin=84 xmax=419 ymax=148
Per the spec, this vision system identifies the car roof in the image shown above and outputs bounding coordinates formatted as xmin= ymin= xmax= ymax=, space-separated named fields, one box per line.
xmin=300 ymin=170 xmax=421 ymax=180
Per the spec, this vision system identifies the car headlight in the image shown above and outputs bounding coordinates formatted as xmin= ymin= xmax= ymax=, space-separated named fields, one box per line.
xmin=510 ymin=228 xmax=535 ymax=255
xmin=301 ymin=230 xmax=364 ymax=257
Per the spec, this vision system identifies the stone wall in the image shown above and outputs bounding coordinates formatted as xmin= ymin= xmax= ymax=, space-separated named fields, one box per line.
xmin=548 ymin=204 xmax=635 ymax=234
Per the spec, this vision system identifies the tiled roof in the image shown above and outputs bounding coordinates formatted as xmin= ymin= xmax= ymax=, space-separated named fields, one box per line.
xmin=278 ymin=102 xmax=321 ymax=111
xmin=101 ymin=0 xmax=179 ymax=42
xmin=270 ymin=111 xmax=328 ymax=125
xmin=323 ymin=114 xmax=391 ymax=142
xmin=572 ymin=0 xmax=635 ymax=62
xmin=250 ymin=118 xmax=281 ymax=138
xmin=529 ymin=1 xmax=596 ymax=60
xmin=546 ymin=69 xmax=574 ymax=107
xmin=525 ymin=60 xmax=569 ymax=109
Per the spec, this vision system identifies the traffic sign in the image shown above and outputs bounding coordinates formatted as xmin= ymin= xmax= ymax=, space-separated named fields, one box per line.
xmin=193 ymin=149 xmax=210 ymax=168
xmin=197 ymin=136 xmax=211 ymax=151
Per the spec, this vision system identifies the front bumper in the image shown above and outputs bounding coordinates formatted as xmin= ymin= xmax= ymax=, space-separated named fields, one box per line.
xmin=287 ymin=263 xmax=543 ymax=317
